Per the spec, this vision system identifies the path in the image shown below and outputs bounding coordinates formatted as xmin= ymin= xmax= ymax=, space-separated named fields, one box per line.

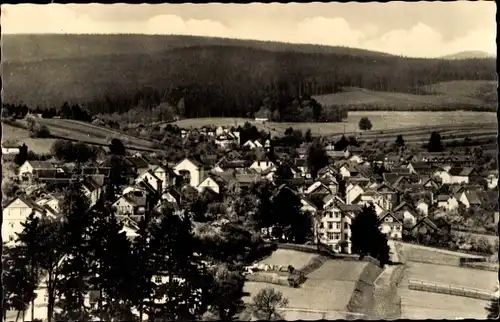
xmin=367 ymin=241 xmax=403 ymax=320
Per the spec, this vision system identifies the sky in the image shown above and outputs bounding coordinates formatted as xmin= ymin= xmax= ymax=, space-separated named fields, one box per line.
xmin=1 ymin=2 xmax=497 ymax=58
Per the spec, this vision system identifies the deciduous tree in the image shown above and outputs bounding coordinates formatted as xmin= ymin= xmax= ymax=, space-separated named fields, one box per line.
xmin=249 ymin=288 xmax=289 ymax=321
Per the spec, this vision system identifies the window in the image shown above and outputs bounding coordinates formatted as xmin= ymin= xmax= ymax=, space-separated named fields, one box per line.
xmin=344 ymin=222 xmax=349 ymax=229
xmin=319 ymin=222 xmax=324 ymax=229
xmin=327 ymin=232 xmax=334 ymax=240
xmin=155 ymin=276 xmax=162 ymax=284
xmin=329 ymin=212 xmax=333 ymax=218
xmin=336 ymin=223 xmax=341 ymax=230
xmin=328 ymin=222 xmax=333 ymax=229
xmin=334 ymin=233 xmax=340 ymax=240
xmin=344 ymin=233 xmax=348 ymax=240
xmin=334 ymin=212 xmax=340 ymax=218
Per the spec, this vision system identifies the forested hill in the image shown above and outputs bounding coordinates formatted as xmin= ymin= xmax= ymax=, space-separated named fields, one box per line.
xmin=2 ymin=34 xmax=497 ymax=118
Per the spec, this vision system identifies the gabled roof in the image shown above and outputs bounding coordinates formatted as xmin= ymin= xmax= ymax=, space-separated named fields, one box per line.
xmin=378 ymin=211 xmax=403 ymax=223
xmin=25 ymin=160 xmax=57 ymax=169
xmin=393 ymin=201 xmax=416 ymax=213
xmin=436 ymin=194 xmax=452 ymax=202
xmin=383 ymin=173 xmax=400 ymax=186
xmin=176 ymin=157 xmax=203 ymax=169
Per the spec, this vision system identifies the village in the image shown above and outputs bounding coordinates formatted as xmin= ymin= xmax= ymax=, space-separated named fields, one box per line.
xmin=2 ymin=120 xmax=499 ymax=320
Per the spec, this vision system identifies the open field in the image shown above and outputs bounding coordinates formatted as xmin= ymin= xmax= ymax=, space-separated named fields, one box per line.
xmin=396 ymin=241 xmax=496 ymax=319
xmin=399 ymin=289 xmax=490 ymax=319
xmin=173 ymin=111 xmax=497 ymax=138
xmin=35 ymin=118 xmax=157 ymax=148
xmin=2 ymin=123 xmax=57 ymax=154
xmin=258 ymin=249 xmax=318 ymax=270
xmin=243 ymin=257 xmax=369 ymax=316
xmin=400 ymin=262 xmax=496 ymax=291
xmin=399 ymin=242 xmax=484 ymax=266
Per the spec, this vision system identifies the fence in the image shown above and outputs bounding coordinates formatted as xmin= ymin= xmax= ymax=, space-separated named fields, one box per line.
xmin=408 ymin=279 xmax=496 ymax=301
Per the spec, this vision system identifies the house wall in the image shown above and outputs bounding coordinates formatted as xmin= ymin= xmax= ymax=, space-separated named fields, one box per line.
xmin=346 ymin=185 xmax=363 ymax=204
xmin=316 ymin=207 xmax=344 ymax=251
xmin=174 ymin=159 xmax=202 ymax=187
xmin=2 ymin=147 xmax=20 ymax=154
xmin=113 ymin=198 xmax=134 ymax=216
xmin=250 ymin=160 xmax=274 ymax=172
xmin=340 ymin=167 xmax=351 ymax=178
xmin=380 ymin=216 xmax=403 ymax=240
xmin=459 ymin=193 xmax=470 ymax=208
xmin=416 ymin=202 xmax=429 ymax=216
xmin=450 ymin=175 xmax=469 ymax=185
xmin=18 ymin=162 xmax=34 ymax=180
xmin=2 ymin=199 xmax=41 ymax=242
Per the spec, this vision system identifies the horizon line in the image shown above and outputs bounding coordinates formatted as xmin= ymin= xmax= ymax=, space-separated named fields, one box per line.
xmin=2 ymin=32 xmax=496 ymax=59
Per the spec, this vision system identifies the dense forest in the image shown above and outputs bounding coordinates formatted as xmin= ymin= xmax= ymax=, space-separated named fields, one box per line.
xmin=2 ymin=35 xmax=497 ymax=121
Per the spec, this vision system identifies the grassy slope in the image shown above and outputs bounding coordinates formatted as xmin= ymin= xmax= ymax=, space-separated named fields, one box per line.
xmin=312 ymin=81 xmax=497 ymax=110
xmin=1 ymin=123 xmax=57 ymax=154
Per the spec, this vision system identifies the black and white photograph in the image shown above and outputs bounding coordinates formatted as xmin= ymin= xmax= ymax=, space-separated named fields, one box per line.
xmin=1 ymin=2 xmax=498 ymax=321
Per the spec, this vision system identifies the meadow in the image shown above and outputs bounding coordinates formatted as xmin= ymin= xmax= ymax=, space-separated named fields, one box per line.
xmin=173 ymin=111 xmax=497 ymax=139
xmin=2 ymin=123 xmax=57 ymax=155
xmin=259 ymin=249 xmax=318 ymax=270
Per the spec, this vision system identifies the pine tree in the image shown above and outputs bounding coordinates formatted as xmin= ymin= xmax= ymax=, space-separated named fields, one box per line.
xmin=16 ymin=212 xmax=64 ymax=322
xmin=87 ymin=203 xmax=135 ymax=321
xmin=55 ymin=183 xmax=93 ymax=321
xmin=130 ymin=217 xmax=156 ymax=321
xmin=2 ymin=246 xmax=37 ymax=322
xmin=148 ymin=209 xmax=209 ymax=321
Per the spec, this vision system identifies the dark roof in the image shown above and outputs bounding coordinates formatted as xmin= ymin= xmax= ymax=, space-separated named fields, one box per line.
xmin=294 ymin=158 xmax=307 ymax=167
xmin=338 ymin=204 xmax=363 ymax=213
xmin=383 ymin=173 xmax=400 ymax=186
xmin=448 ymin=167 xmax=475 ymax=176
xmin=125 ymin=156 xmax=150 ymax=169
xmin=436 ymin=194 xmax=451 ymax=202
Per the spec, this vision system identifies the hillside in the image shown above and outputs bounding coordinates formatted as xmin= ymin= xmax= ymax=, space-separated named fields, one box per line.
xmin=2 ymin=34 xmax=496 ymax=117
xmin=312 ymin=81 xmax=497 ymax=111
xmin=1 ymin=34 xmax=396 ymax=63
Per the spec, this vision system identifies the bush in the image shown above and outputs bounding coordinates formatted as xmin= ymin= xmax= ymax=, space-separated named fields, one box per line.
xmin=358 ymin=117 xmax=373 ymax=131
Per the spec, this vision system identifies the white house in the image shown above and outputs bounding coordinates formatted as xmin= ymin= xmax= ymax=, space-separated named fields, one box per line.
xmin=346 ymin=183 xmax=364 ymax=205
xmin=197 ymin=176 xmax=221 ymax=194
xmin=135 ymin=169 xmax=163 ymax=193
xmin=2 ymin=142 xmax=20 ymax=155
xmin=2 ymin=196 xmax=54 ymax=242
xmin=250 ymin=157 xmax=275 ymax=173
xmin=18 ymin=160 xmax=58 ymax=181
xmin=173 ymin=158 xmax=205 ymax=188
xmin=416 ymin=199 xmax=429 ymax=216
xmin=447 ymin=167 xmax=476 ymax=185
xmin=392 ymin=202 xmax=419 ymax=227
xmin=378 ymin=212 xmax=403 ymax=240
xmin=436 ymin=194 xmax=459 ymax=211
xmin=487 ymin=173 xmax=498 ymax=190
xmin=81 ymin=178 xmax=103 ymax=206
xmin=433 ymin=168 xmax=452 ymax=185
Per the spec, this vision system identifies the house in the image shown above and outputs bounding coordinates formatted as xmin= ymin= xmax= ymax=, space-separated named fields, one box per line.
xmin=346 ymin=183 xmax=365 ymax=205
xmin=436 ymin=194 xmax=459 ymax=211
xmin=458 ymin=190 xmax=496 ymax=209
xmin=3 ymin=195 xmax=54 ymax=242
xmin=375 ymin=183 xmax=399 ymax=211
xmin=1 ymin=142 xmax=20 ymax=155
xmin=415 ymin=199 xmax=430 ymax=216
xmin=378 ymin=211 xmax=403 ymax=240
xmin=215 ymin=132 xmax=238 ymax=149
xmin=420 ymin=176 xmax=440 ymax=190
xmin=407 ymin=162 xmax=435 ymax=176
xmin=18 ymin=160 xmax=58 ymax=181
xmin=242 ymin=140 xmax=263 ymax=150
xmin=447 ymin=167 xmax=479 ymax=185
xmin=250 ymin=154 xmax=275 ymax=173
xmin=173 ymin=158 xmax=205 ymax=188
xmin=314 ymin=197 xmax=352 ymax=253
xmin=196 ymin=175 xmax=221 ymax=194
xmin=112 ymin=188 xmax=149 ymax=217
xmin=392 ymin=202 xmax=419 ymax=227
xmin=326 ymin=150 xmax=346 ymax=160
xmin=125 ymin=156 xmax=151 ymax=176
xmin=81 ymin=177 xmax=104 ymax=206
xmin=339 ymin=163 xmax=359 ymax=179
xmin=487 ymin=172 xmax=498 ymax=190
xmin=135 ymin=169 xmax=164 ymax=193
